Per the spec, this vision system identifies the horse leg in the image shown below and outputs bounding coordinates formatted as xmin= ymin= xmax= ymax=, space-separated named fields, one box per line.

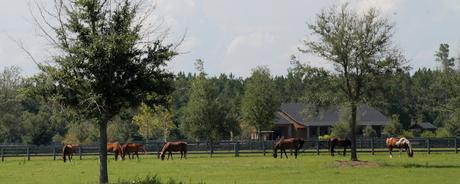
xmin=331 ymin=145 xmax=335 ymax=156
xmin=294 ymin=149 xmax=298 ymax=159
xmin=170 ymin=151 xmax=173 ymax=160
xmin=343 ymin=147 xmax=346 ymax=156
xmin=389 ymin=147 xmax=393 ymax=158
xmin=284 ymin=149 xmax=288 ymax=159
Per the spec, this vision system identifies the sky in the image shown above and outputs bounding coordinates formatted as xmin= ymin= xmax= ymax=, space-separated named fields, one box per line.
xmin=1 ymin=0 xmax=460 ymax=77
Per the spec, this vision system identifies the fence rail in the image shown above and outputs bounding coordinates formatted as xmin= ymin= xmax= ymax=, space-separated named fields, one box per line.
xmin=0 ymin=137 xmax=458 ymax=161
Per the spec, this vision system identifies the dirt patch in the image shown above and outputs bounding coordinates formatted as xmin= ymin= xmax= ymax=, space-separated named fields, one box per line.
xmin=335 ymin=160 xmax=381 ymax=168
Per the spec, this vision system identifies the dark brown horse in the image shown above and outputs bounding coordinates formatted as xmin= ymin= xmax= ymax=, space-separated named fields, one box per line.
xmin=122 ymin=143 xmax=146 ymax=159
xmin=329 ymin=138 xmax=351 ymax=156
xmin=386 ymin=137 xmax=413 ymax=158
xmin=273 ymin=138 xmax=304 ymax=159
xmin=160 ymin=141 xmax=187 ymax=160
xmin=62 ymin=144 xmax=79 ymax=163
xmin=107 ymin=142 xmax=123 ymax=160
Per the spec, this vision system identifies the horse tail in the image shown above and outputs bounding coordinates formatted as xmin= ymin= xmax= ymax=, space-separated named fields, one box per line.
xmin=142 ymin=145 xmax=147 ymax=155
xmin=62 ymin=145 xmax=67 ymax=163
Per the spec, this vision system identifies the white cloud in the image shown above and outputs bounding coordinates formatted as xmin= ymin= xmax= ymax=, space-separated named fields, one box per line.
xmin=226 ymin=32 xmax=275 ymax=55
xmin=350 ymin=0 xmax=400 ymax=14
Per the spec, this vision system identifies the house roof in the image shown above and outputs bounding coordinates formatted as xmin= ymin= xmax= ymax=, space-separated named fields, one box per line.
xmin=275 ymin=103 xmax=389 ymax=127
xmin=411 ymin=122 xmax=437 ymax=129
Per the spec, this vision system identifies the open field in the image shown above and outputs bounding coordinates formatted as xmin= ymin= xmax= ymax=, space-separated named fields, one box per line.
xmin=0 ymin=153 xmax=459 ymax=184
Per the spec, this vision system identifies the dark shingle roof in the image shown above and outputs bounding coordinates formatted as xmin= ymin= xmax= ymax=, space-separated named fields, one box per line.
xmin=411 ymin=122 xmax=437 ymax=129
xmin=275 ymin=103 xmax=389 ymax=126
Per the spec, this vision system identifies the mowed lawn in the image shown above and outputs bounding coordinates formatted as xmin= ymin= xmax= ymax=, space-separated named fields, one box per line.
xmin=0 ymin=152 xmax=459 ymax=184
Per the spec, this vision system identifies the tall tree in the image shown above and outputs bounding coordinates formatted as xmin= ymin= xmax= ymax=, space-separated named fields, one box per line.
xmin=241 ymin=66 xmax=280 ymax=135
xmin=301 ymin=4 xmax=406 ymax=161
xmin=435 ymin=43 xmax=455 ymax=72
xmin=33 ymin=1 xmax=176 ymax=183
xmin=0 ymin=66 xmax=24 ymax=143
xmin=181 ymin=60 xmax=229 ymax=156
xmin=133 ymin=103 xmax=175 ymax=141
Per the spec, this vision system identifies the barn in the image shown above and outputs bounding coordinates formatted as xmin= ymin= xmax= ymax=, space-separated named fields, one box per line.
xmin=272 ymin=103 xmax=390 ymax=139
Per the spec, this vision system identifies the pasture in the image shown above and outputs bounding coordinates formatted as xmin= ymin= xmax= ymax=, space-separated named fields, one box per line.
xmin=0 ymin=153 xmax=459 ymax=184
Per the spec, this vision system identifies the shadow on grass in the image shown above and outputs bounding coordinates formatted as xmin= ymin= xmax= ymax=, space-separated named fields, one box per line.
xmin=380 ymin=162 xmax=460 ymax=169
xmin=401 ymin=163 xmax=460 ymax=168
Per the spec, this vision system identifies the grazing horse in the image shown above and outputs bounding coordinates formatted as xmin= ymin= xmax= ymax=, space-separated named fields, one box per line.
xmin=122 ymin=143 xmax=147 ymax=160
xmin=273 ymin=138 xmax=304 ymax=159
xmin=160 ymin=141 xmax=187 ymax=160
xmin=62 ymin=144 xmax=79 ymax=163
xmin=329 ymin=138 xmax=351 ymax=156
xmin=386 ymin=137 xmax=414 ymax=158
xmin=107 ymin=142 xmax=123 ymax=160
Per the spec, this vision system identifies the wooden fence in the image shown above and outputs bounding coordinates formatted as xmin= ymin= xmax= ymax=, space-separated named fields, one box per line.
xmin=0 ymin=137 xmax=458 ymax=161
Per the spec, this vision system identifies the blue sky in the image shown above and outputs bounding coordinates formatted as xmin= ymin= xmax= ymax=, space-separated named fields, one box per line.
xmin=1 ymin=0 xmax=460 ymax=77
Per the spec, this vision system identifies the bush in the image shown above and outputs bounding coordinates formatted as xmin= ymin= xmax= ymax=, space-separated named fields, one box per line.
xmin=436 ymin=127 xmax=453 ymax=138
xmin=383 ymin=114 xmax=401 ymax=137
xmin=400 ymin=130 xmax=414 ymax=138
xmin=113 ymin=175 xmax=205 ymax=184
xmin=331 ymin=121 xmax=350 ymax=139
xmin=319 ymin=134 xmax=332 ymax=141
xmin=362 ymin=126 xmax=376 ymax=137
xmin=420 ymin=131 xmax=435 ymax=138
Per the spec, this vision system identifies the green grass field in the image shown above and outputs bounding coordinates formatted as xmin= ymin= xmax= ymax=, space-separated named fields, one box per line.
xmin=0 ymin=152 xmax=459 ymax=184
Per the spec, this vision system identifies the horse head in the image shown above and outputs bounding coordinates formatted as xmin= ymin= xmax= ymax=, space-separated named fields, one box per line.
xmin=402 ymin=138 xmax=414 ymax=158
xmin=272 ymin=143 xmax=279 ymax=158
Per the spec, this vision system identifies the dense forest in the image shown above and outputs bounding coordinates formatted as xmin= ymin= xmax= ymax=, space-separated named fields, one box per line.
xmin=1 ymin=42 xmax=459 ymax=145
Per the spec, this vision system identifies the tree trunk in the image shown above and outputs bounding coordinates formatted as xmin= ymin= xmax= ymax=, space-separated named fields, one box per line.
xmin=350 ymin=103 xmax=358 ymax=161
xmin=99 ymin=120 xmax=109 ymax=184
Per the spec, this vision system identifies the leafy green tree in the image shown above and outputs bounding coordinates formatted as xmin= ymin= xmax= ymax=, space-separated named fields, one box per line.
xmin=64 ymin=121 xmax=98 ymax=144
xmin=383 ymin=115 xmax=402 ymax=137
xmin=133 ymin=103 xmax=175 ymax=141
xmin=362 ymin=126 xmax=377 ymax=138
xmin=108 ymin=109 xmax=140 ymax=142
xmin=33 ymin=1 xmax=176 ymax=183
xmin=421 ymin=131 xmax=435 ymax=138
xmin=300 ymin=4 xmax=407 ymax=161
xmin=331 ymin=122 xmax=350 ymax=139
xmin=181 ymin=60 xmax=229 ymax=156
xmin=0 ymin=66 xmax=24 ymax=143
xmin=435 ymin=43 xmax=455 ymax=72
xmin=241 ymin=66 xmax=280 ymax=134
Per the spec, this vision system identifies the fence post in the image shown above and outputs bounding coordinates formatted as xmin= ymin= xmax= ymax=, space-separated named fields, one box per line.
xmin=371 ymin=137 xmax=375 ymax=155
xmin=27 ymin=146 xmax=30 ymax=161
xmin=262 ymin=139 xmax=266 ymax=156
xmin=455 ymin=137 xmax=458 ymax=154
xmin=53 ymin=146 xmax=56 ymax=160
xmin=234 ymin=141 xmax=240 ymax=157
xmin=426 ymin=139 xmax=431 ymax=154
xmin=316 ymin=140 xmax=320 ymax=155
xmin=1 ymin=148 xmax=4 ymax=162
xmin=79 ymin=146 xmax=82 ymax=160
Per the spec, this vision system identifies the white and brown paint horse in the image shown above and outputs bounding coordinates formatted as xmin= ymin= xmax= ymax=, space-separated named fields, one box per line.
xmin=386 ymin=137 xmax=414 ymax=158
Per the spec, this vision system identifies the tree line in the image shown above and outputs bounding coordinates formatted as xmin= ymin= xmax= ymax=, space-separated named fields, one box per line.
xmin=2 ymin=40 xmax=460 ymax=146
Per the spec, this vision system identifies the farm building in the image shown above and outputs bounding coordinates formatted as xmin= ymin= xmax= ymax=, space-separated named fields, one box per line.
xmin=271 ymin=103 xmax=390 ymax=139
xmin=410 ymin=122 xmax=437 ymax=133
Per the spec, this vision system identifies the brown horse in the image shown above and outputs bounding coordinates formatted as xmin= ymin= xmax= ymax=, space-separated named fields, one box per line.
xmin=107 ymin=142 xmax=123 ymax=160
xmin=329 ymin=138 xmax=351 ymax=156
xmin=160 ymin=141 xmax=187 ymax=160
xmin=62 ymin=144 xmax=79 ymax=163
xmin=273 ymin=138 xmax=304 ymax=159
xmin=386 ymin=137 xmax=414 ymax=158
xmin=122 ymin=143 xmax=147 ymax=160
